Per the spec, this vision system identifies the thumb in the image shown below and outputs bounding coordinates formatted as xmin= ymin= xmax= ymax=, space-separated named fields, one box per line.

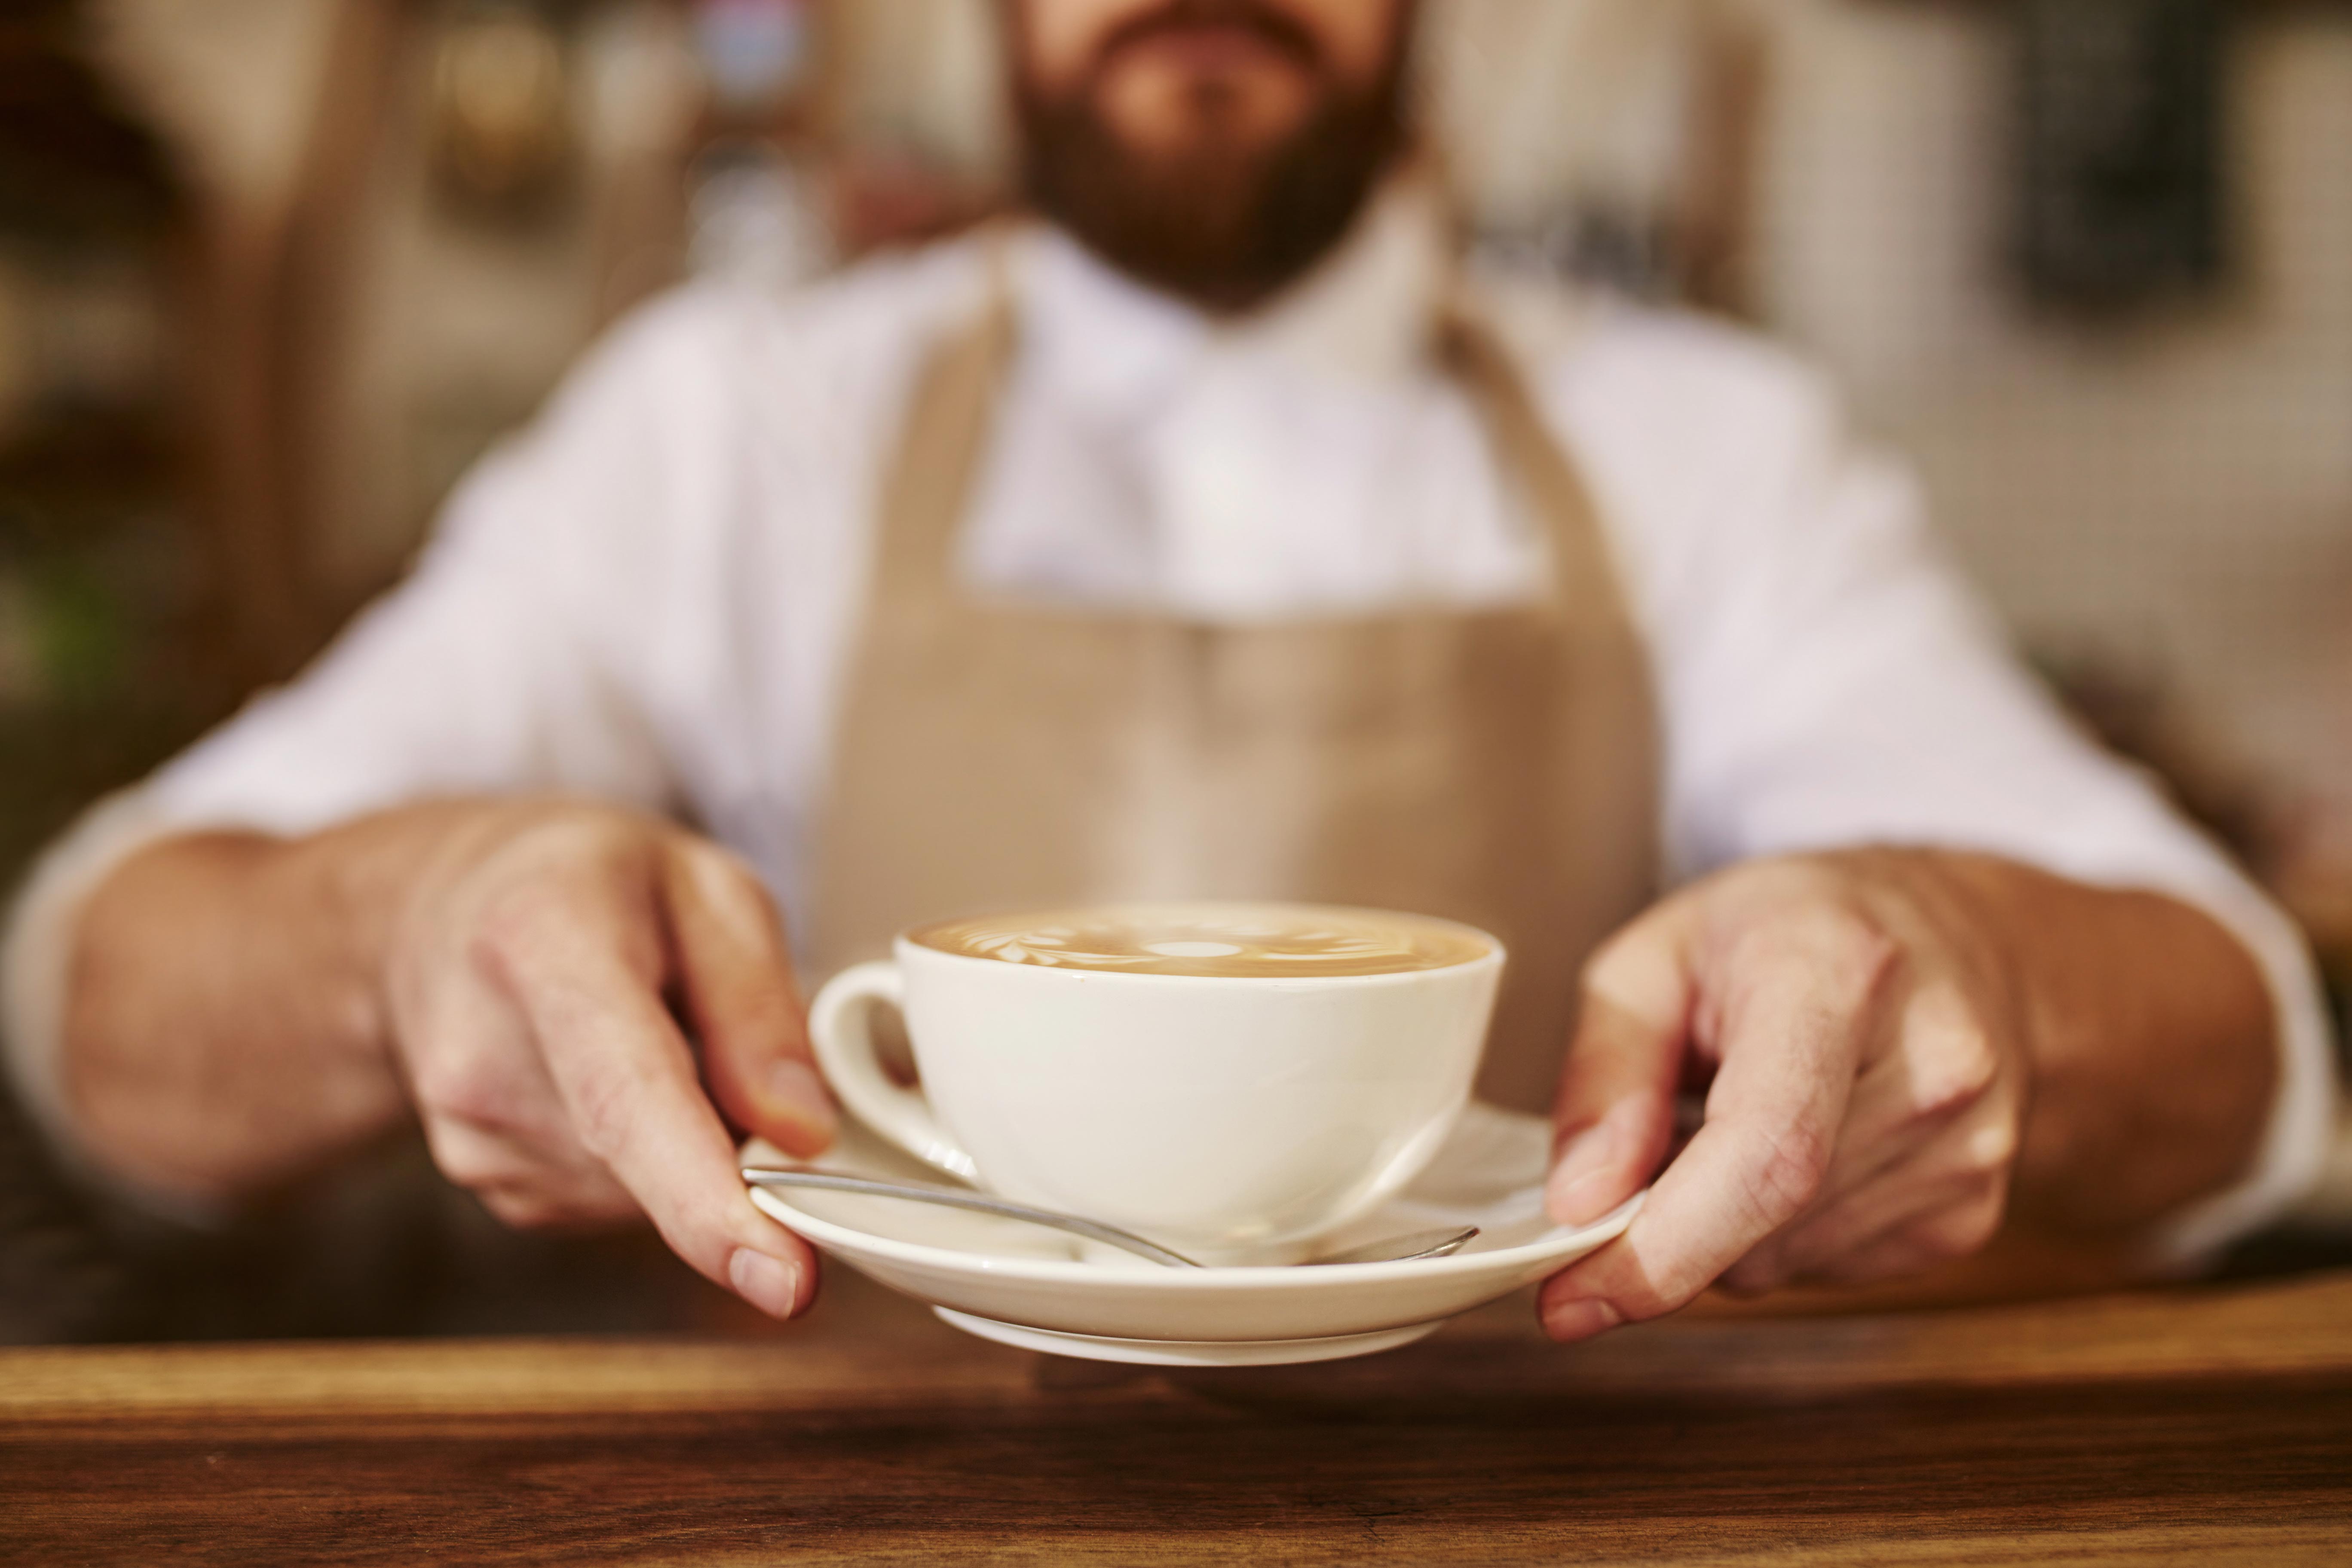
xmin=1547 ymin=902 xmax=1696 ymax=1225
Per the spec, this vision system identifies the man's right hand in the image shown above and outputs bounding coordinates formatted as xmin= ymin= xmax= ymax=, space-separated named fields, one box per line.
xmin=66 ymin=799 xmax=835 ymax=1320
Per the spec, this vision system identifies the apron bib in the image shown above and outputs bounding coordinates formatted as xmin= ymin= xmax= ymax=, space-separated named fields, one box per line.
xmin=810 ymin=252 xmax=1662 ymax=1113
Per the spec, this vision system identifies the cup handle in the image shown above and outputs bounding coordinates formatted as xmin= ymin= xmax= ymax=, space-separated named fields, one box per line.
xmin=807 ymin=961 xmax=979 ymax=1183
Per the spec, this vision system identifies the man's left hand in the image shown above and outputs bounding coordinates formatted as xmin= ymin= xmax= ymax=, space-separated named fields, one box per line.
xmin=1537 ymin=850 xmax=2036 ymax=1342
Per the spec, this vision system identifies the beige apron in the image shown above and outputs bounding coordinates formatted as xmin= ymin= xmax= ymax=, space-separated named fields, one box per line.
xmin=810 ymin=257 xmax=1661 ymax=1113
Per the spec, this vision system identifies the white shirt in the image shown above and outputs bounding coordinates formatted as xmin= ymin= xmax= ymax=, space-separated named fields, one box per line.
xmin=4 ymin=187 xmax=2334 ymax=1255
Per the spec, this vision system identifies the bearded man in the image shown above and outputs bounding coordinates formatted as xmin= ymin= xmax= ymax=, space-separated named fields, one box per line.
xmin=6 ymin=0 xmax=2331 ymax=1340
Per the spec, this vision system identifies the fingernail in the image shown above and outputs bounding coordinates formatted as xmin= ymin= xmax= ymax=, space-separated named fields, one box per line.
xmin=767 ymin=1058 xmax=838 ymax=1145
xmin=1546 ymin=1118 xmax=1621 ymax=1225
xmin=729 ymin=1247 xmax=803 ymax=1319
xmin=1542 ymin=1297 xmax=1623 ymax=1344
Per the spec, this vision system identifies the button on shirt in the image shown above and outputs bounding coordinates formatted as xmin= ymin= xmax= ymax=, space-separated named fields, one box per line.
xmin=2 ymin=188 xmax=2334 ymax=1254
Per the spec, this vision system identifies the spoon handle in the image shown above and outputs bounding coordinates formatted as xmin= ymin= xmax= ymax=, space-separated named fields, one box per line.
xmin=1308 ymin=1225 xmax=1479 ymax=1265
xmin=741 ymin=1168 xmax=1203 ymax=1268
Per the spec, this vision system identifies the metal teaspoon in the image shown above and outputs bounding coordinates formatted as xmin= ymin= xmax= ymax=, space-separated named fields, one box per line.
xmin=740 ymin=1167 xmax=1478 ymax=1269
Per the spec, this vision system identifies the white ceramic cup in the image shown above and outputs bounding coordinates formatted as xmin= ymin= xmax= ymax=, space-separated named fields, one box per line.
xmin=806 ymin=903 xmax=1505 ymax=1258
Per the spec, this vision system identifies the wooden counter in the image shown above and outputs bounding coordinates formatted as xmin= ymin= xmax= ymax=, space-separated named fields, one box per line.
xmin=6 ymin=1268 xmax=2351 ymax=1563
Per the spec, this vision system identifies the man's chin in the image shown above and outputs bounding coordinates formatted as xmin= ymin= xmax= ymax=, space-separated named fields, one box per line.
xmin=1106 ymin=139 xmax=1295 ymax=203
xmin=1018 ymin=88 xmax=1404 ymax=313
xmin=1106 ymin=110 xmax=1315 ymax=167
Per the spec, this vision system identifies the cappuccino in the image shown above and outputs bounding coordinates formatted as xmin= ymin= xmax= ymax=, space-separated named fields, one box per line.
xmin=910 ymin=902 xmax=1493 ymax=979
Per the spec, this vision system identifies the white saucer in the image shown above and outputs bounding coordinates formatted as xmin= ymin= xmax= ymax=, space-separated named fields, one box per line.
xmin=935 ymin=1310 xmax=1446 ymax=1367
xmin=745 ymin=1103 xmax=1641 ymax=1366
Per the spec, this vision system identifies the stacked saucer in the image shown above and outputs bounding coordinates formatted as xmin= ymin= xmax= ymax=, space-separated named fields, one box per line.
xmin=743 ymin=1102 xmax=1640 ymax=1366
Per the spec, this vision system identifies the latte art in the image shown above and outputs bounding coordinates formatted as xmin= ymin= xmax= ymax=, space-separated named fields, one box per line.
xmin=911 ymin=903 xmax=1494 ymax=979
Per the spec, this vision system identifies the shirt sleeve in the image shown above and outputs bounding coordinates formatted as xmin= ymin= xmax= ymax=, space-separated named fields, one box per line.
xmin=1 ymin=300 xmax=695 ymax=1173
xmin=1571 ymin=313 xmax=2339 ymax=1263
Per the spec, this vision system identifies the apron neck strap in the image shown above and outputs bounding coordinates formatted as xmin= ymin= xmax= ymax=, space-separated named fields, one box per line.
xmin=1433 ymin=297 xmax=1627 ymax=622
xmin=867 ymin=245 xmax=1023 ymax=607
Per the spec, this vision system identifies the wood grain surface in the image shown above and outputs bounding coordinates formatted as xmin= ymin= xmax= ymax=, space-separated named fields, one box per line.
xmin=6 ymin=1268 xmax=2351 ymax=1565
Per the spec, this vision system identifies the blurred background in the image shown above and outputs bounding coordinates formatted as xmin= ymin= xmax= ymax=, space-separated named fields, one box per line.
xmin=0 ymin=0 xmax=2345 ymax=1326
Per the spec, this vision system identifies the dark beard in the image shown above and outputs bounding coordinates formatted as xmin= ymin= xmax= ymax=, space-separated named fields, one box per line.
xmin=1014 ymin=12 xmax=1410 ymax=312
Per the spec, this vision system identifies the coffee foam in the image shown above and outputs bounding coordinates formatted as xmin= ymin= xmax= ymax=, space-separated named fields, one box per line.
xmin=910 ymin=903 xmax=1493 ymax=979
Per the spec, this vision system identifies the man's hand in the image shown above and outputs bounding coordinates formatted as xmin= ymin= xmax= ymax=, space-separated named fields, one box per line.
xmin=383 ymin=802 xmax=835 ymax=1317
xmin=1536 ymin=849 xmax=2276 ymax=1343
xmin=67 ymin=800 xmax=836 ymax=1321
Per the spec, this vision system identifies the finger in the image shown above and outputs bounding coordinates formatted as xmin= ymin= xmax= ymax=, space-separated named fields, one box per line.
xmin=401 ymin=978 xmax=652 ymax=1226
xmin=1799 ymin=1192 xmax=2008 ymax=1287
xmin=1802 ymin=977 xmax=2002 ymax=1214
xmin=482 ymin=886 xmax=819 ymax=1320
xmin=1742 ymin=1103 xmax=2017 ymax=1288
xmin=403 ymin=1001 xmax=584 ymax=1158
xmin=662 ymin=839 xmax=836 ymax=1157
xmin=1538 ymin=904 xmax=1896 ymax=1341
xmin=478 ymin=1186 xmax=620 ymax=1232
xmin=1749 ymin=975 xmax=2013 ymax=1283
xmin=1727 ymin=1159 xmax=1993 ymax=1292
xmin=1547 ymin=907 xmax=1698 ymax=1225
xmin=422 ymin=1115 xmax=639 ymax=1226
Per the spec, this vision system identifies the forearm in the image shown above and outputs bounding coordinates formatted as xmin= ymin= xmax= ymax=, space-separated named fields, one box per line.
xmin=62 ymin=810 xmax=455 ymax=1201
xmin=1926 ymin=851 xmax=2277 ymax=1236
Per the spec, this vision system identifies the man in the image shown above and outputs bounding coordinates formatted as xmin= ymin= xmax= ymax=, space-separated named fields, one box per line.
xmin=5 ymin=0 xmax=2333 ymax=1339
